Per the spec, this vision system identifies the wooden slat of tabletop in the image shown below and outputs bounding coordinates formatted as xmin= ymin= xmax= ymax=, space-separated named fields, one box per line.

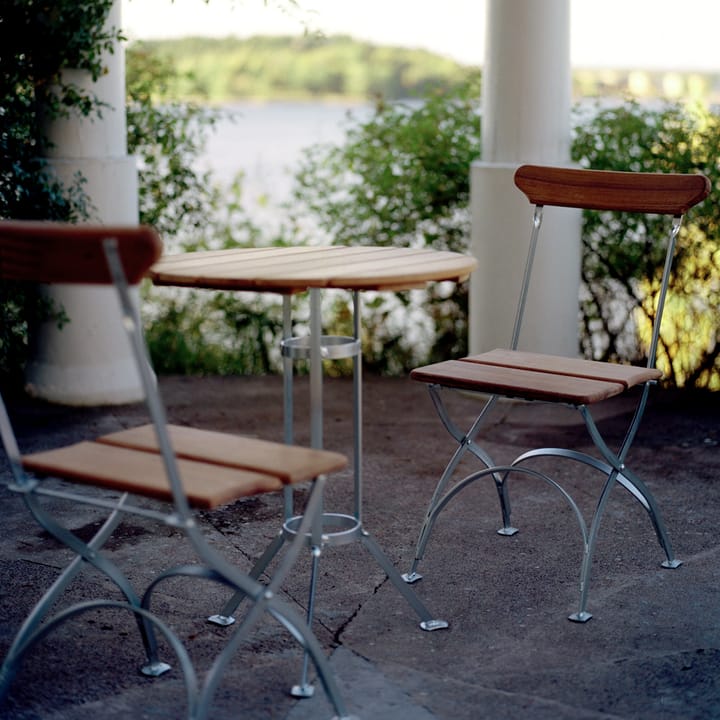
xmin=324 ymin=248 xmax=477 ymax=289
xmin=150 ymin=246 xmax=478 ymax=293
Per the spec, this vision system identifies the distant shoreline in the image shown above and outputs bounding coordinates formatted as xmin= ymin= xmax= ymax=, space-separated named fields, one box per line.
xmin=130 ymin=35 xmax=720 ymax=105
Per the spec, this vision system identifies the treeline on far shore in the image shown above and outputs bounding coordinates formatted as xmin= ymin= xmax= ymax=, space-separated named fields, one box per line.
xmin=129 ymin=35 xmax=472 ymax=103
xmin=129 ymin=34 xmax=720 ymax=104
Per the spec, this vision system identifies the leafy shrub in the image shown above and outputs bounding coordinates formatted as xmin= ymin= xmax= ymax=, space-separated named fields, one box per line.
xmin=5 ymin=17 xmax=719 ymax=389
xmin=571 ymin=99 xmax=720 ymax=388
xmin=0 ymin=0 xmax=119 ymax=392
xmin=126 ymin=44 xmax=293 ymax=375
xmin=289 ymin=73 xmax=482 ymax=372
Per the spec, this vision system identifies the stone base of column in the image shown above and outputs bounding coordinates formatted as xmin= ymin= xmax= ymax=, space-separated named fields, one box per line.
xmin=24 ymin=285 xmax=144 ymax=406
xmin=24 ymin=155 xmax=145 ymax=405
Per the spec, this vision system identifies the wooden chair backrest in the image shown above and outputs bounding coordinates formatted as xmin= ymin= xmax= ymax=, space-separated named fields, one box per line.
xmin=0 ymin=221 xmax=163 ymax=285
xmin=514 ymin=164 xmax=711 ymax=215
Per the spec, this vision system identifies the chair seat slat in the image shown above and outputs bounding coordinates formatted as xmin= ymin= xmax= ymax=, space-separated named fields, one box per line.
xmin=464 ymin=349 xmax=662 ymax=388
xmin=411 ymin=359 xmax=628 ymax=404
xmin=21 ymin=441 xmax=288 ymax=510
xmin=97 ymin=423 xmax=347 ymax=484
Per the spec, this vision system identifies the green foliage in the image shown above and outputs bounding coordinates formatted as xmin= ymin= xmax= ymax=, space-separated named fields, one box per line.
xmin=127 ymin=45 xmax=483 ymax=378
xmin=571 ymin=99 xmax=720 ymax=388
xmin=125 ymin=46 xmax=290 ymax=375
xmin=5 ymin=10 xmax=719 ymax=390
xmin=289 ymin=73 xmax=481 ymax=371
xmin=0 ymin=0 xmax=121 ymax=392
xmin=142 ymin=289 xmax=285 ymax=376
xmin=0 ymin=0 xmax=115 ymax=220
xmin=126 ymin=44 xmax=224 ymax=241
xmin=1 ymin=0 xmax=121 ymax=121
xmin=291 ymin=77 xmax=481 ymax=251
xmin=136 ymin=35 xmax=472 ymax=103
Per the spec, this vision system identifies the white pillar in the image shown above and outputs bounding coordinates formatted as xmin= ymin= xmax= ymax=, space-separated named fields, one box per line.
xmin=470 ymin=0 xmax=581 ymax=356
xmin=25 ymin=1 xmax=144 ymax=405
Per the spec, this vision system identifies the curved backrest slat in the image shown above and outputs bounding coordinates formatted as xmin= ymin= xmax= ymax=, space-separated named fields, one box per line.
xmin=0 ymin=221 xmax=163 ymax=285
xmin=514 ymin=164 xmax=711 ymax=215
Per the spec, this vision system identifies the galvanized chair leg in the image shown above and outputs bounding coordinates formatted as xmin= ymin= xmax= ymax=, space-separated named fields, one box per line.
xmin=0 ymin=500 xmax=124 ymax=696
xmin=0 ymin=492 xmax=170 ymax=685
xmin=580 ymin=402 xmax=681 ymax=570
xmin=403 ymin=385 xmax=514 ymax=584
xmin=512 ymin=444 xmax=681 ymax=621
xmin=0 ymin=599 xmax=198 ymax=715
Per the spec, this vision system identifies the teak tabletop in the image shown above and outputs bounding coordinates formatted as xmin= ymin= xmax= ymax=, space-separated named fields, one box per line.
xmin=150 ymin=245 xmax=478 ymax=294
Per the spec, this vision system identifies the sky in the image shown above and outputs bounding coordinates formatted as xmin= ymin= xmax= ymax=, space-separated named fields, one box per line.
xmin=121 ymin=0 xmax=720 ymax=72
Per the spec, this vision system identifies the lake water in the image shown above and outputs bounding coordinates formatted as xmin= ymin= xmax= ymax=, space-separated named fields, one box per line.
xmin=197 ymin=101 xmax=373 ymax=231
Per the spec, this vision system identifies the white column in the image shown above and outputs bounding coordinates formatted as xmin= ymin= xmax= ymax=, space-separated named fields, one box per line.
xmin=470 ymin=0 xmax=581 ymax=356
xmin=25 ymin=1 xmax=144 ymax=405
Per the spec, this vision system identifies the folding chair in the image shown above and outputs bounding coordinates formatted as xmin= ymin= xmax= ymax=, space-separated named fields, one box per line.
xmin=402 ymin=164 xmax=710 ymax=622
xmin=0 ymin=220 xmax=356 ymax=719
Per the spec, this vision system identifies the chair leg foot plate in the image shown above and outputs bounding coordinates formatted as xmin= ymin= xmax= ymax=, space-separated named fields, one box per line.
xmin=291 ymin=683 xmax=315 ymax=698
xmin=420 ymin=618 xmax=449 ymax=631
xmin=140 ymin=660 xmax=172 ymax=677
xmin=208 ymin=614 xmax=236 ymax=626
xmin=497 ymin=526 xmax=519 ymax=536
xmin=661 ymin=559 xmax=682 ymax=569
xmin=401 ymin=571 xmax=422 ymax=584
xmin=568 ymin=611 xmax=592 ymax=623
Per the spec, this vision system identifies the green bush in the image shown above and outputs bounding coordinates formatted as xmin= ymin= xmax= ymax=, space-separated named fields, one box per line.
xmin=571 ymin=99 xmax=720 ymax=388
xmin=289 ymin=73 xmax=482 ymax=373
xmin=126 ymin=44 xmax=292 ymax=375
xmin=136 ymin=80 xmax=720 ymax=388
xmin=0 ymin=0 xmax=119 ymax=392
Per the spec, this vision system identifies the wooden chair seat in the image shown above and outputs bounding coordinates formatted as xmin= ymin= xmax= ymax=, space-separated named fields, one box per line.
xmin=22 ymin=424 xmax=347 ymax=510
xmin=410 ymin=349 xmax=662 ymax=405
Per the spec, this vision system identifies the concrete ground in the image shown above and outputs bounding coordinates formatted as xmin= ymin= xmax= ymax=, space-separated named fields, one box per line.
xmin=0 ymin=373 xmax=718 ymax=719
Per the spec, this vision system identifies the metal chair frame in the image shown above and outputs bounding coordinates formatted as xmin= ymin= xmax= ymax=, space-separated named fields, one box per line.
xmin=0 ymin=221 xmax=356 ymax=719
xmin=402 ymin=164 xmax=711 ymax=622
